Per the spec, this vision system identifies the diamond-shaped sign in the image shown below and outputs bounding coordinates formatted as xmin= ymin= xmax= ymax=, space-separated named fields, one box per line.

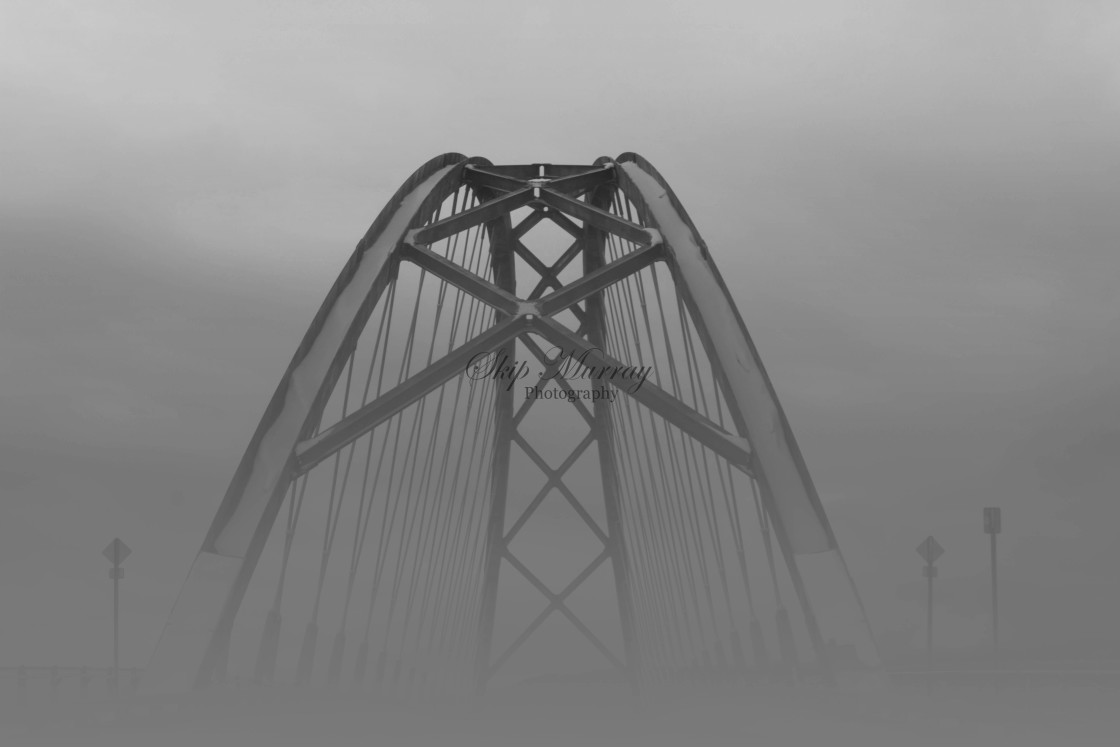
xmin=102 ymin=538 xmax=131 ymax=566
xmin=916 ymin=535 xmax=943 ymax=565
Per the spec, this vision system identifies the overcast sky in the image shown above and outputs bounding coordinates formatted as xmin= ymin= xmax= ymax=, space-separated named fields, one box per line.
xmin=1 ymin=0 xmax=1119 ymax=669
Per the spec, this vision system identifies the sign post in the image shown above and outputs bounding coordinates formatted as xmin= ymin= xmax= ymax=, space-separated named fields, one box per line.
xmin=916 ymin=535 xmax=943 ymax=678
xmin=984 ymin=507 xmax=1001 ymax=659
xmin=102 ymin=538 xmax=131 ymax=692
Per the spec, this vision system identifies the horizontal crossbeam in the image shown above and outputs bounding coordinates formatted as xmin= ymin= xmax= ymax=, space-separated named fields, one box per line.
xmin=479 ymin=164 xmax=610 ymax=179
xmin=537 ymin=164 xmax=614 ymax=178
xmin=543 ymin=165 xmax=615 ymax=196
xmin=462 ymin=165 xmax=527 ymax=194
xmin=462 ymin=164 xmax=616 ymax=199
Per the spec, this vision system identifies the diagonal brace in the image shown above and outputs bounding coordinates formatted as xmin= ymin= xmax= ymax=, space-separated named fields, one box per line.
xmin=531 ymin=316 xmax=755 ymax=474
xmin=401 ymin=242 xmax=521 ymax=315
xmin=412 ymin=188 xmax=534 ymax=245
xmin=538 ymin=242 xmax=662 ymax=317
xmin=502 ymin=550 xmax=623 ymax=671
xmin=294 ymin=316 xmax=529 ymax=472
xmin=516 ymin=334 xmax=594 ymax=426
xmin=488 ymin=548 xmax=612 ymax=677
xmin=527 ymin=237 xmax=584 ymax=300
xmin=504 ymin=430 xmax=600 ymax=544
xmin=543 ymin=210 xmax=583 ymax=239
xmin=538 ymin=189 xmax=654 ymax=246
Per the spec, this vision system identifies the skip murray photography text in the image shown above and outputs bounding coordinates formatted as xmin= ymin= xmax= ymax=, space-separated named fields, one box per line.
xmin=466 ymin=347 xmax=652 ymax=404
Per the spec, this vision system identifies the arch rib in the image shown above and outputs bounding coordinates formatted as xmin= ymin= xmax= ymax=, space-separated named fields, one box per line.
xmin=142 ymin=153 xmax=475 ymax=694
xmin=613 ymin=152 xmax=881 ymax=673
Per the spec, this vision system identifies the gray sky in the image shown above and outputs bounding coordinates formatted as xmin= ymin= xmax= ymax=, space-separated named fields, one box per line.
xmin=2 ymin=0 xmax=1119 ymax=668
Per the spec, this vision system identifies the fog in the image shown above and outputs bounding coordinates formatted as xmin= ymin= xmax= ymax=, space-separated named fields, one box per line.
xmin=3 ymin=678 xmax=1119 ymax=746
xmin=2 ymin=0 xmax=1120 ymax=743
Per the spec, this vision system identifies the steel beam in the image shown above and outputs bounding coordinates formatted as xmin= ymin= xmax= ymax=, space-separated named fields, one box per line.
xmin=501 ymin=550 xmax=624 ymax=671
xmin=400 ymin=241 xmax=521 ymax=315
xmin=527 ymin=237 xmax=584 ymax=299
xmin=462 ymin=164 xmax=616 ymax=199
xmin=478 ymin=164 xmax=542 ymax=180
xmin=544 ymin=165 xmax=615 ymax=196
xmin=502 ymin=430 xmax=598 ymax=544
xmin=538 ymin=188 xmax=653 ymax=246
xmin=293 ymin=316 xmax=528 ymax=473
xmin=511 ymin=431 xmax=608 ymax=545
xmin=463 ymin=165 xmax=527 ymax=194
xmin=531 ymin=316 xmax=754 ymax=473
xmin=488 ymin=548 xmax=612 ymax=677
xmin=543 ymin=209 xmax=584 ymax=240
xmin=413 ymin=187 xmax=534 ymax=245
xmin=516 ymin=334 xmax=594 ymax=426
xmin=479 ymin=164 xmax=606 ymax=179
xmin=537 ymin=242 xmax=662 ymax=317
xmin=512 ymin=209 xmax=546 ymax=239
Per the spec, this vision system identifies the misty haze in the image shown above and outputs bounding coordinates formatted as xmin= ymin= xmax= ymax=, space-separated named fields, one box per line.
xmin=2 ymin=1 xmax=1119 ymax=745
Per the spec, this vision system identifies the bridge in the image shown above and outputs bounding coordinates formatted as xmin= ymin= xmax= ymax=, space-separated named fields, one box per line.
xmin=138 ymin=153 xmax=880 ymax=697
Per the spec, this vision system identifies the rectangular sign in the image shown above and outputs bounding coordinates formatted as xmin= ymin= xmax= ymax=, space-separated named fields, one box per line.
xmin=984 ymin=507 xmax=1001 ymax=535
